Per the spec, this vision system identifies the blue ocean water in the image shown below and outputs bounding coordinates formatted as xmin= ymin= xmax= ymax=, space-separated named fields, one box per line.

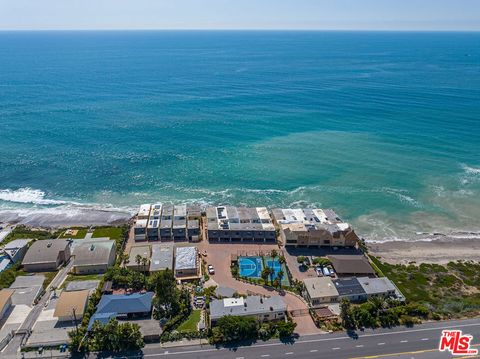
xmin=0 ymin=31 xmax=479 ymax=239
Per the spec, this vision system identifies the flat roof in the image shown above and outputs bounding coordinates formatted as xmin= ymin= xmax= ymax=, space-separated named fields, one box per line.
xmin=128 ymin=245 xmax=151 ymax=262
xmin=150 ymin=244 xmax=174 ymax=271
xmin=210 ymin=295 xmax=286 ymax=319
xmin=175 ymin=246 xmax=197 ymax=270
xmin=10 ymin=275 xmax=45 ymax=288
xmin=357 ymin=277 xmax=396 ymax=295
xmin=0 ymin=288 xmax=14 ymax=311
xmin=328 ymin=255 xmax=375 ymax=275
xmin=303 ymin=277 xmax=339 ymax=299
xmin=53 ymin=290 xmax=90 ymax=319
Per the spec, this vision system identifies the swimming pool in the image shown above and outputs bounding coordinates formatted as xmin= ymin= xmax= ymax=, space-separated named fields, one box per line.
xmin=239 ymin=256 xmax=264 ymax=278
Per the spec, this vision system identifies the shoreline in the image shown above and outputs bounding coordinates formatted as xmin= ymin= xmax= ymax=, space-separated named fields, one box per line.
xmin=367 ymin=237 xmax=480 ymax=264
xmin=1 ymin=209 xmax=478 ymax=265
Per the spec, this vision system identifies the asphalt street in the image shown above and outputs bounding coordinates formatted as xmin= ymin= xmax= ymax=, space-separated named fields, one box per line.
xmin=136 ymin=318 xmax=480 ymax=359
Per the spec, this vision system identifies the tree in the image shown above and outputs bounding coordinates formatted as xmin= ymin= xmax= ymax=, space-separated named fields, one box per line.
xmin=141 ymin=257 xmax=149 ymax=275
xmin=277 ymin=320 xmax=297 ymax=338
xmin=297 ymin=256 xmax=306 ymax=264
xmin=135 ymin=254 xmax=142 ymax=268
xmin=214 ymin=316 xmax=258 ymax=343
xmin=340 ymin=298 xmax=355 ymax=329
xmin=272 ymin=278 xmax=280 ymax=289
xmin=87 ymin=318 xmax=144 ymax=352
xmin=271 ymin=249 xmax=278 ymax=260
xmin=278 ymin=255 xmax=286 ymax=265
xmin=261 ymin=267 xmax=271 ymax=284
xmin=276 ymin=271 xmax=284 ymax=289
xmin=153 ymin=269 xmax=181 ymax=318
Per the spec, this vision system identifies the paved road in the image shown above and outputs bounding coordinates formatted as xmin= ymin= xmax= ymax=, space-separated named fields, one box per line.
xmin=137 ymin=318 xmax=480 ymax=359
xmin=2 ymin=259 xmax=74 ymax=356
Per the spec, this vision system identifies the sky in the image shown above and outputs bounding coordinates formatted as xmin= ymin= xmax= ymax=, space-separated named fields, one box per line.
xmin=0 ymin=0 xmax=479 ymax=31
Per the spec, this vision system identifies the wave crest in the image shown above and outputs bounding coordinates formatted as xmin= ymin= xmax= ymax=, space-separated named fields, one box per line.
xmin=0 ymin=188 xmax=70 ymax=205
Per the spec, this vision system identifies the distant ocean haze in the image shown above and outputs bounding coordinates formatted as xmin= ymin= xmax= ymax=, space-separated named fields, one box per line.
xmin=0 ymin=31 xmax=479 ymax=240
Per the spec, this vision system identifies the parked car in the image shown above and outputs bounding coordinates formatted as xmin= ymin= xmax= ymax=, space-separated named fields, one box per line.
xmin=315 ymin=266 xmax=323 ymax=277
xmin=322 ymin=267 xmax=331 ymax=276
xmin=208 ymin=264 xmax=215 ymax=275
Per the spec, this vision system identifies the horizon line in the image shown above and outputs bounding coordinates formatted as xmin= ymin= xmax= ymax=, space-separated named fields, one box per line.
xmin=0 ymin=28 xmax=479 ymax=33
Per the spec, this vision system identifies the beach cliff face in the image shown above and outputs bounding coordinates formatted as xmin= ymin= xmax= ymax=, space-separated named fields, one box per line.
xmin=0 ymin=31 xmax=479 ymax=240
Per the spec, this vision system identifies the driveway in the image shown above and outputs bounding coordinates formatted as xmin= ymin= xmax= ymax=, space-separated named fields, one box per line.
xmin=197 ymin=241 xmax=322 ymax=335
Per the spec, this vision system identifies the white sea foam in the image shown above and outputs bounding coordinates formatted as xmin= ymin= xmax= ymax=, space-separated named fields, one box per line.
xmin=462 ymin=164 xmax=480 ymax=175
xmin=0 ymin=188 xmax=72 ymax=205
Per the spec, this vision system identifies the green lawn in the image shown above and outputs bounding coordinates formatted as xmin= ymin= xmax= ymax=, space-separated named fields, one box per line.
xmin=177 ymin=310 xmax=201 ymax=331
xmin=2 ymin=225 xmax=61 ymax=245
xmin=92 ymin=226 xmax=125 ymax=240
xmin=41 ymin=271 xmax=59 ymax=289
xmin=59 ymin=228 xmax=88 ymax=239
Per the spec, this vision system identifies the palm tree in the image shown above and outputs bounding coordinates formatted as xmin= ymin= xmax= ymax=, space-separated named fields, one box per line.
xmin=261 ymin=267 xmax=270 ymax=284
xmin=141 ymin=257 xmax=149 ymax=276
xmin=271 ymin=249 xmax=278 ymax=260
xmin=135 ymin=254 xmax=142 ymax=271
xmin=278 ymin=255 xmax=286 ymax=265
xmin=276 ymin=270 xmax=284 ymax=289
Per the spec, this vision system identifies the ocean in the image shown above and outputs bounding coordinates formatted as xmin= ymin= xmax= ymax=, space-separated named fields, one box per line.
xmin=0 ymin=31 xmax=479 ymax=240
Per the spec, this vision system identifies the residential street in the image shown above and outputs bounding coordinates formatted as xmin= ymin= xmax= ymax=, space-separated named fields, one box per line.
xmin=2 ymin=260 xmax=74 ymax=356
xmin=136 ymin=318 xmax=480 ymax=359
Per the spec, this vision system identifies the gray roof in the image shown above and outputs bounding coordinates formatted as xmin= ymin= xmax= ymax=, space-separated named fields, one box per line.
xmin=74 ymin=240 xmax=115 ymax=266
xmin=11 ymin=285 xmax=43 ymax=306
xmin=66 ymin=280 xmax=101 ymax=292
xmin=128 ymin=245 xmax=151 ymax=262
xmin=175 ymin=246 xmax=197 ymax=270
xmin=96 ymin=292 xmax=154 ymax=315
xmin=150 ymin=244 xmax=173 ymax=271
xmin=22 ymin=239 xmax=70 ymax=265
xmin=357 ymin=277 xmax=396 ymax=295
xmin=10 ymin=275 xmax=45 ymax=289
xmin=303 ymin=277 xmax=339 ymax=299
xmin=4 ymin=238 xmax=30 ymax=250
xmin=210 ymin=295 xmax=286 ymax=320
xmin=215 ymin=286 xmax=236 ymax=298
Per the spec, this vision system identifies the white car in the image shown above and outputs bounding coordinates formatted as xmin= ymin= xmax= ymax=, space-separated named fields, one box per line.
xmin=208 ymin=264 xmax=215 ymax=275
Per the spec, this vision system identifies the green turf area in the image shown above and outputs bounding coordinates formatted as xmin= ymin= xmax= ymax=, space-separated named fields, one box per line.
xmin=177 ymin=310 xmax=201 ymax=331
xmin=2 ymin=225 xmax=61 ymax=245
xmin=41 ymin=271 xmax=59 ymax=289
xmin=92 ymin=226 xmax=128 ymax=250
xmin=92 ymin=226 xmax=124 ymax=239
xmin=59 ymin=228 xmax=88 ymax=239
xmin=370 ymin=256 xmax=480 ymax=318
xmin=0 ymin=263 xmax=27 ymax=290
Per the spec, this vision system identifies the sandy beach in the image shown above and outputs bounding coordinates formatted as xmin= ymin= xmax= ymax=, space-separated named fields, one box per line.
xmin=367 ymin=237 xmax=480 ymax=264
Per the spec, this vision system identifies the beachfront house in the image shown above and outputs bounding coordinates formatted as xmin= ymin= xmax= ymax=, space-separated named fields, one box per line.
xmin=272 ymin=208 xmax=359 ymax=248
xmin=22 ymin=239 xmax=71 ymax=272
xmin=73 ymin=240 xmax=116 ymax=274
xmin=160 ymin=205 xmax=173 ymax=241
xmin=206 ymin=206 xmax=276 ymax=243
xmin=172 ymin=204 xmax=187 ymax=241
